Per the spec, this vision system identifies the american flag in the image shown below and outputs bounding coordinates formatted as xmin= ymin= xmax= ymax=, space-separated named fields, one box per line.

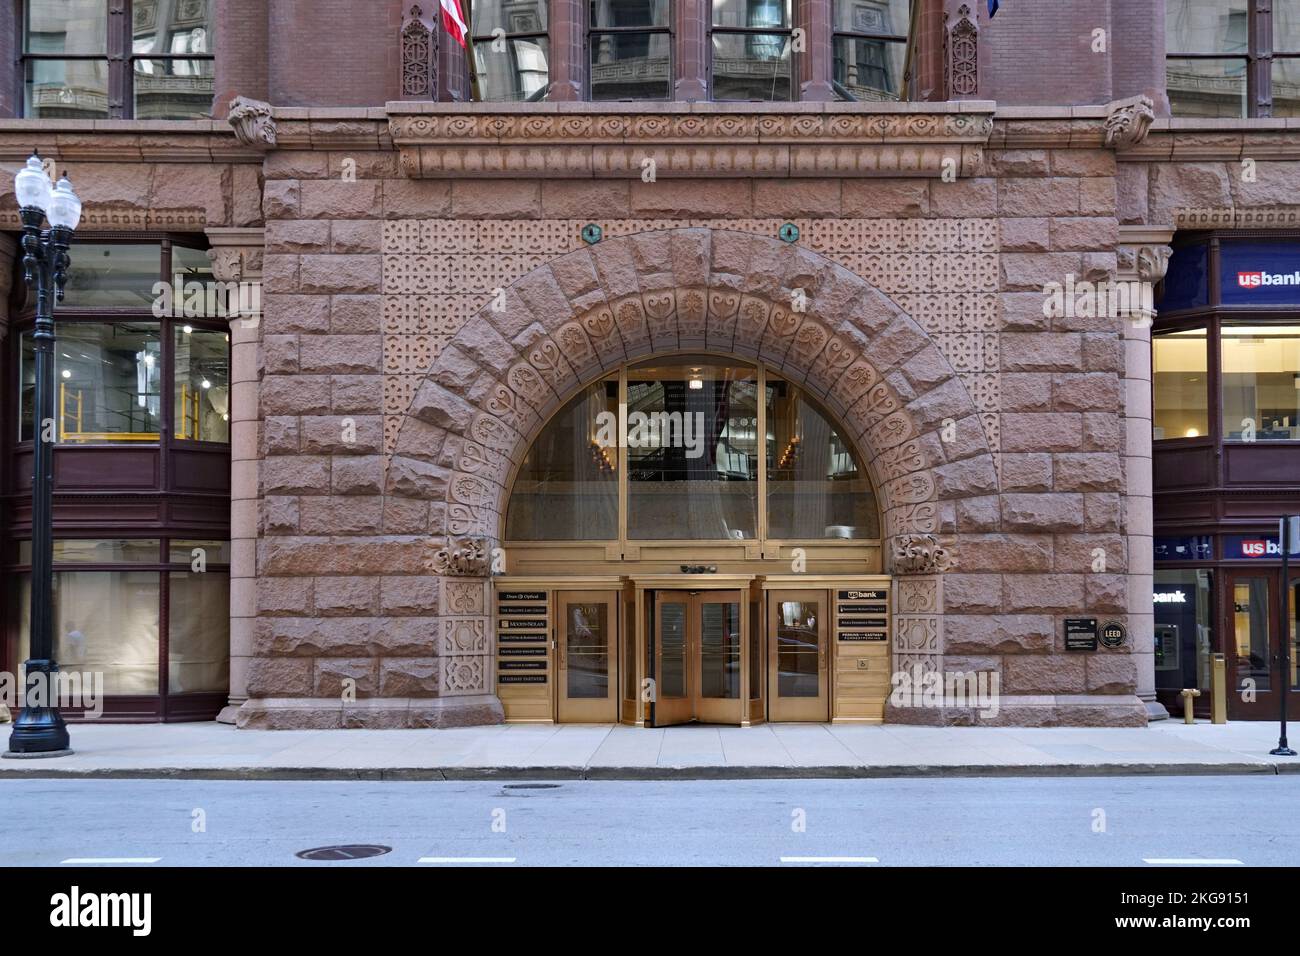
xmin=441 ymin=0 xmax=468 ymax=48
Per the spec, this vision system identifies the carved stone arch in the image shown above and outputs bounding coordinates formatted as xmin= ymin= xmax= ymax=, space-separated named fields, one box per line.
xmin=386 ymin=227 xmax=994 ymax=580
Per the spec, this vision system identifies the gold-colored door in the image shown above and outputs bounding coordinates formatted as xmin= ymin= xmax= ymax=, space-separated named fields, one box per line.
xmin=556 ymin=591 xmax=618 ymax=723
xmin=767 ymin=589 xmax=829 ymax=721
xmin=651 ymin=590 xmax=745 ymax=726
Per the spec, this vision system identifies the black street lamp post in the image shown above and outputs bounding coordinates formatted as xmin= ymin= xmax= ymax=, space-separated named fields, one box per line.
xmin=5 ymin=152 xmax=81 ymax=757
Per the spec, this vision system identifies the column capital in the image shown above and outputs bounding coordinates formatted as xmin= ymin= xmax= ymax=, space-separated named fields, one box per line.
xmin=1117 ymin=225 xmax=1175 ymax=282
xmin=205 ymin=226 xmax=265 ymax=283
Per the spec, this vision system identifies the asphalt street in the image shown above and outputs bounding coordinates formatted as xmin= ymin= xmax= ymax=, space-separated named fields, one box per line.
xmin=1 ymin=775 xmax=1294 ymax=866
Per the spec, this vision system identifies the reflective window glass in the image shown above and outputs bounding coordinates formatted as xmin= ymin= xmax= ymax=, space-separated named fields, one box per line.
xmin=1154 ymin=568 xmax=1213 ymax=694
xmin=1152 ymin=329 xmax=1209 ymax=440
xmin=590 ymin=0 xmax=672 ymax=100
xmin=472 ymin=0 xmax=550 ymax=101
xmin=60 ymin=243 xmax=163 ymax=310
xmin=174 ymin=326 xmax=230 ymax=442
xmin=20 ymin=322 xmax=163 ymax=444
xmin=832 ymin=0 xmax=909 ymax=101
xmin=168 ymin=570 xmax=230 ymax=694
xmin=1221 ymin=325 xmax=1300 ymax=441
xmin=712 ymin=0 xmax=793 ymax=101
xmin=626 ymin=357 xmax=759 ymax=540
xmin=767 ymin=377 xmax=879 ymax=539
xmin=505 ymin=379 xmax=619 ymax=540
xmin=14 ymin=570 xmax=161 ymax=695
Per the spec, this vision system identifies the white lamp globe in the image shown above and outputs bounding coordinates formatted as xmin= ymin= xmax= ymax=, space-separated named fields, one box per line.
xmin=14 ymin=153 xmax=52 ymax=212
xmin=47 ymin=174 xmax=82 ymax=230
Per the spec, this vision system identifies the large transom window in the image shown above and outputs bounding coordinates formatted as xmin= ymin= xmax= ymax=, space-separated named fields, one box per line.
xmin=505 ymin=356 xmax=879 ymax=543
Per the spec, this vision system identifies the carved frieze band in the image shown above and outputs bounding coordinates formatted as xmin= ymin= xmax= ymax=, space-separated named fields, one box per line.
xmin=387 ymin=110 xmax=994 ymax=179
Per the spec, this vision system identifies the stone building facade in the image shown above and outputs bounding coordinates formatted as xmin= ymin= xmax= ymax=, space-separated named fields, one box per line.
xmin=3 ymin=0 xmax=1299 ymax=730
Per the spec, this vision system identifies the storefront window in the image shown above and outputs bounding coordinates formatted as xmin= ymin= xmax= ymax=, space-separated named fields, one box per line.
xmin=627 ymin=357 xmax=759 ymax=540
xmin=1152 ymin=328 xmax=1209 ymax=440
xmin=832 ymin=0 xmax=909 ymax=101
xmin=59 ymin=243 xmax=163 ymax=309
xmin=13 ymin=570 xmax=161 ymax=695
xmin=174 ymin=326 xmax=230 ymax=442
xmin=20 ymin=322 xmax=163 ymax=444
xmin=1231 ymin=576 xmax=1271 ymax=692
xmin=1154 ymin=568 xmax=1213 ymax=694
xmin=590 ymin=0 xmax=672 ymax=100
xmin=168 ymin=571 xmax=230 ymax=694
xmin=712 ymin=0 xmax=793 ymax=101
xmin=766 ymin=377 xmax=878 ymax=539
xmin=471 ymin=0 xmax=550 ymax=101
xmin=1221 ymin=325 xmax=1300 ymax=440
xmin=504 ymin=379 xmax=619 ymax=540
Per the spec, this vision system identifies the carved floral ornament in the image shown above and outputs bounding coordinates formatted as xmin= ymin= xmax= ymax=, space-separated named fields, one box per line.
xmin=1102 ymin=94 xmax=1155 ymax=150
xmin=227 ymin=96 xmax=277 ymax=149
xmin=890 ymin=534 xmax=954 ymax=575
xmin=426 ymin=537 xmax=489 ymax=576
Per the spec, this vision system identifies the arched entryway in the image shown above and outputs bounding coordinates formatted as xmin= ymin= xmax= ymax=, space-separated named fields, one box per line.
xmin=386 ymin=227 xmax=993 ymax=724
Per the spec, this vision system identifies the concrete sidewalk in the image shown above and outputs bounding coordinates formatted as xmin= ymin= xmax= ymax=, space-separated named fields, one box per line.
xmin=1 ymin=719 xmax=1297 ymax=779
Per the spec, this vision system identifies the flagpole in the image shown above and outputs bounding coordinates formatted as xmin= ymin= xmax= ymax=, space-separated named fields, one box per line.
xmin=463 ymin=27 xmax=481 ymax=103
xmin=900 ymin=0 xmax=921 ymax=102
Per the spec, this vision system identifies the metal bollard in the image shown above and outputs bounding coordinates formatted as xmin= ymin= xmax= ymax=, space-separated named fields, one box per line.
xmin=1179 ymin=688 xmax=1201 ymax=724
xmin=1211 ymin=654 xmax=1228 ymax=724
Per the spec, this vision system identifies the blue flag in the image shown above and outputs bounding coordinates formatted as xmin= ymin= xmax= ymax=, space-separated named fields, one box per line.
xmin=988 ymin=0 xmax=999 ymax=16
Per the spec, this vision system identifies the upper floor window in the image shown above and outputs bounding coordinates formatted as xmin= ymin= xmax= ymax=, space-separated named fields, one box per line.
xmin=22 ymin=0 xmax=215 ymax=119
xmin=832 ymin=0 xmax=909 ymax=101
xmin=711 ymin=0 xmax=793 ymax=101
xmin=471 ymin=0 xmax=551 ymax=101
xmin=1166 ymin=0 xmax=1299 ymax=117
xmin=14 ymin=239 xmax=230 ymax=446
xmin=589 ymin=0 xmax=672 ymax=100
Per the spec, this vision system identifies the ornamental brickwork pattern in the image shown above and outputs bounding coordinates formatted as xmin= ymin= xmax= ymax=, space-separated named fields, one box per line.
xmin=379 ymin=217 xmax=1001 ymax=462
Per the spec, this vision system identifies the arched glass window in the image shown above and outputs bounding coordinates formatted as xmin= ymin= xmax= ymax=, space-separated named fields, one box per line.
xmin=504 ymin=356 xmax=879 ymax=544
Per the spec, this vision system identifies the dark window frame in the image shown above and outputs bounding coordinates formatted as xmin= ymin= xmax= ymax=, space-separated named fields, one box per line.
xmin=469 ymin=0 xmax=552 ymax=101
xmin=20 ymin=0 xmax=216 ymax=120
xmin=587 ymin=0 xmax=674 ymax=101
xmin=831 ymin=0 xmax=908 ymax=100
xmin=10 ymin=234 xmax=231 ymax=451
xmin=1166 ymin=0 xmax=1295 ymax=117
xmin=709 ymin=0 xmax=797 ymax=102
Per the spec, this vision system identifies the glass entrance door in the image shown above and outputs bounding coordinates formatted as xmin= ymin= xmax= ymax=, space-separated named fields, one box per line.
xmin=556 ymin=591 xmax=618 ymax=722
xmin=766 ymin=589 xmax=828 ymax=721
xmin=1225 ymin=572 xmax=1280 ymax=719
xmin=651 ymin=590 xmax=746 ymax=726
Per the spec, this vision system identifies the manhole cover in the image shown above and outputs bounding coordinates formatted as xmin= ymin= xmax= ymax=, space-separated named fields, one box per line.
xmin=502 ymin=783 xmax=561 ymax=790
xmin=296 ymin=844 xmax=392 ymax=861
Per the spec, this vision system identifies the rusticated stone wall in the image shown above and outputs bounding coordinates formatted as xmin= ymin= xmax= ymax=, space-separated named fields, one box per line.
xmin=241 ymin=130 xmax=1148 ymax=728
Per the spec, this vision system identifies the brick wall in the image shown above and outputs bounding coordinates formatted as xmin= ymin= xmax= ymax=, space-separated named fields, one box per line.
xmin=267 ymin=0 xmax=402 ymax=107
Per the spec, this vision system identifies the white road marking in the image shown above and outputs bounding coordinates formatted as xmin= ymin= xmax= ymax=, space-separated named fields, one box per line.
xmin=1142 ymin=858 xmax=1243 ymax=866
xmin=780 ymin=856 xmax=878 ymax=864
xmin=417 ymin=856 xmax=516 ymax=864
xmin=61 ymin=857 xmax=161 ymax=864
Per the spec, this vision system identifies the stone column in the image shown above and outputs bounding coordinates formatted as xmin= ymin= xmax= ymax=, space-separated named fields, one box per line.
xmin=206 ymin=227 xmax=265 ymax=724
xmin=675 ymin=0 xmax=708 ymax=101
xmin=1119 ymin=227 xmax=1174 ymax=722
xmin=547 ymin=0 xmax=585 ymax=100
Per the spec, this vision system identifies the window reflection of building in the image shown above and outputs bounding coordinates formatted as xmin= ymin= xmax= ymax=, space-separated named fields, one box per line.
xmin=832 ymin=0 xmax=909 ymax=102
xmin=471 ymin=0 xmax=551 ymax=101
xmin=711 ymin=0 xmax=793 ymax=101
xmin=590 ymin=0 xmax=672 ymax=100
xmin=22 ymin=0 xmax=214 ymax=119
xmin=1166 ymin=0 xmax=1300 ymax=118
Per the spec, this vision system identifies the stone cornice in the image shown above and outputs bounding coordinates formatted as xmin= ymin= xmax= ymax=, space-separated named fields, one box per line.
xmin=384 ymin=102 xmax=996 ymax=179
xmin=1118 ymin=120 xmax=1300 ymax=162
xmin=0 ymin=119 xmax=262 ymax=163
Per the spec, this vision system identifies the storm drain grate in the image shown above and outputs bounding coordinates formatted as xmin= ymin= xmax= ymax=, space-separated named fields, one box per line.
xmin=502 ymin=783 xmax=562 ymax=790
xmin=296 ymin=844 xmax=392 ymax=861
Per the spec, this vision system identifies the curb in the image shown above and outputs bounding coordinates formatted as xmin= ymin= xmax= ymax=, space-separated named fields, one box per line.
xmin=0 ymin=761 xmax=1286 ymax=781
